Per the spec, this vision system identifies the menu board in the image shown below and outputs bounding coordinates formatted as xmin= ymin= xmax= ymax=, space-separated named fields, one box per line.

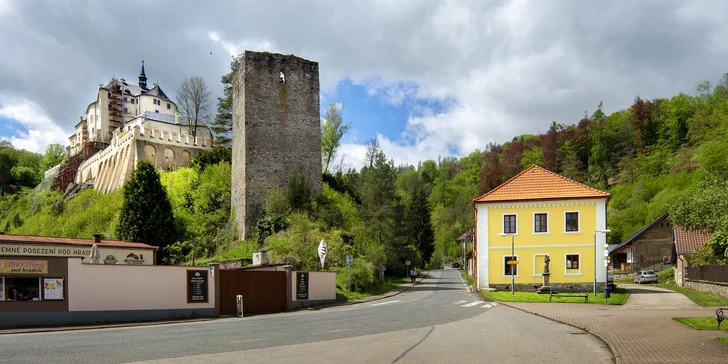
xmin=186 ymin=270 xmax=208 ymax=303
xmin=296 ymin=272 xmax=309 ymax=300
xmin=43 ymin=278 xmax=64 ymax=300
xmin=0 ymin=278 xmax=4 ymax=301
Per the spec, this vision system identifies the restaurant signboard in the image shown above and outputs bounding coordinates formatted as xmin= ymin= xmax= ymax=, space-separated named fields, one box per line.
xmin=186 ymin=270 xmax=208 ymax=303
xmin=0 ymin=259 xmax=48 ymax=274
xmin=0 ymin=243 xmax=153 ymax=265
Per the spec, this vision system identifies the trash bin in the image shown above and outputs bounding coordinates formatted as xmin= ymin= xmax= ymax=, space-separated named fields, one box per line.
xmin=603 ymin=287 xmax=611 ymax=299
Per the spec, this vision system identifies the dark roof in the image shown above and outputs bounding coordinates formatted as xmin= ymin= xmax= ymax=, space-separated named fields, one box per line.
xmin=145 ymin=84 xmax=169 ymax=100
xmin=0 ymin=234 xmax=157 ymax=250
xmin=674 ymin=226 xmax=712 ymax=254
xmin=609 ymin=214 xmax=667 ymax=254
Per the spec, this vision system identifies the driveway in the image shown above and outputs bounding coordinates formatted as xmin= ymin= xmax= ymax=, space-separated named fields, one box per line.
xmin=620 ymin=283 xmax=700 ymax=309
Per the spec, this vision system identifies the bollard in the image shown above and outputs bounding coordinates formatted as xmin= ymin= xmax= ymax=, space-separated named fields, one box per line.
xmin=236 ymin=295 xmax=244 ymax=317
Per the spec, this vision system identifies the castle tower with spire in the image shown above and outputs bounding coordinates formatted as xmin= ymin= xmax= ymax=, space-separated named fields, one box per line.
xmin=138 ymin=60 xmax=148 ymax=90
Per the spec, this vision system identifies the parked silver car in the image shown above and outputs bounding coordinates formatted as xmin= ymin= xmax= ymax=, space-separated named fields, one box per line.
xmin=634 ymin=270 xmax=658 ymax=284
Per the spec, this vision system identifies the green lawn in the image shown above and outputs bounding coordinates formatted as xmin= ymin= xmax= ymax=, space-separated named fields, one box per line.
xmin=718 ymin=337 xmax=728 ymax=346
xmin=336 ymin=277 xmax=411 ymax=301
xmin=655 ymin=283 xmax=728 ymax=307
xmin=483 ymin=288 xmax=629 ymax=305
xmin=673 ymin=317 xmax=728 ymax=331
xmin=461 ymin=272 xmax=475 ymax=286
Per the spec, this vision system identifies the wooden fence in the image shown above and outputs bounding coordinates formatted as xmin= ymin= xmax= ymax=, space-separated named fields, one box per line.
xmin=687 ymin=264 xmax=728 ymax=283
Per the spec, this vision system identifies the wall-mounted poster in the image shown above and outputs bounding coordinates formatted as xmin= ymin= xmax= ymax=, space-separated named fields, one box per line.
xmin=186 ymin=270 xmax=208 ymax=303
xmin=43 ymin=278 xmax=64 ymax=300
xmin=0 ymin=277 xmax=4 ymax=301
xmin=296 ymin=272 xmax=309 ymax=300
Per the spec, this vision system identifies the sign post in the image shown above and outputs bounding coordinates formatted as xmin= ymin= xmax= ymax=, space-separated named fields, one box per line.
xmin=345 ymin=255 xmax=353 ymax=292
xmin=405 ymin=260 xmax=411 ymax=279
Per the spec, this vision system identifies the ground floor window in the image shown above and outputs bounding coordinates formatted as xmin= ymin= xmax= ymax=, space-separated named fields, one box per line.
xmin=504 ymin=255 xmax=518 ymax=276
xmin=566 ymin=254 xmax=580 ymax=269
xmin=3 ymin=277 xmax=41 ymax=301
xmin=0 ymin=278 xmax=3 ymax=301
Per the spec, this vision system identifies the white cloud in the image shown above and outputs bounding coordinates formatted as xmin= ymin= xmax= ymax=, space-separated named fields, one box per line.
xmin=208 ymin=31 xmax=276 ymax=57
xmin=0 ymin=96 xmax=67 ymax=153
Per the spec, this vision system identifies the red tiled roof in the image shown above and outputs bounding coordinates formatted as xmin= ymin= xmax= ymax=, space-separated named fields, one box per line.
xmin=674 ymin=226 xmax=712 ymax=254
xmin=0 ymin=234 xmax=156 ymax=250
xmin=473 ymin=165 xmax=610 ymax=203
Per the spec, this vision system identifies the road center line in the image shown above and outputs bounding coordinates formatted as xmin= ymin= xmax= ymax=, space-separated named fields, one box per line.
xmin=230 ymin=338 xmax=269 ymax=344
xmin=312 ymin=329 xmax=349 ymax=335
xmin=461 ymin=301 xmax=481 ymax=307
xmin=371 ymin=300 xmax=400 ymax=306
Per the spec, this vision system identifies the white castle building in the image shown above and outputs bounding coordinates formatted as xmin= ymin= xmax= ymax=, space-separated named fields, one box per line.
xmin=51 ymin=62 xmax=212 ymax=193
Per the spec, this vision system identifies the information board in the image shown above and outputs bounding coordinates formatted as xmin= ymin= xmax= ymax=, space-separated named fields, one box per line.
xmin=43 ymin=278 xmax=64 ymax=300
xmin=296 ymin=272 xmax=309 ymax=300
xmin=186 ymin=270 xmax=208 ymax=303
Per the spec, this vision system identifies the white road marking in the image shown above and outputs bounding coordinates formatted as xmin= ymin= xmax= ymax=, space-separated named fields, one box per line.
xmin=370 ymin=300 xmax=400 ymax=306
xmin=482 ymin=304 xmax=493 ymax=308
xmin=491 ymin=302 xmax=498 ymax=306
xmin=230 ymin=338 xmax=269 ymax=344
xmin=461 ymin=301 xmax=481 ymax=307
xmin=312 ymin=329 xmax=349 ymax=335
xmin=454 ymin=300 xmax=467 ymax=304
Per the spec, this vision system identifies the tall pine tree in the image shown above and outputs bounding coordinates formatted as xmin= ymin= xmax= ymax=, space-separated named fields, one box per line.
xmin=210 ymin=57 xmax=240 ymax=148
xmin=405 ymin=177 xmax=435 ymax=266
xmin=116 ymin=159 xmax=177 ymax=263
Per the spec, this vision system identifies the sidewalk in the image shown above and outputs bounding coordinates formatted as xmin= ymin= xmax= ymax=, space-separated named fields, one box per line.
xmin=505 ymin=301 xmax=728 ymax=364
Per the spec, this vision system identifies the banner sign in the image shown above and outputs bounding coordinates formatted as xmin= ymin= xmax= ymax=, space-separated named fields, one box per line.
xmin=0 ymin=243 xmax=153 ymax=265
xmin=0 ymin=259 xmax=48 ymax=274
xmin=186 ymin=270 xmax=208 ymax=303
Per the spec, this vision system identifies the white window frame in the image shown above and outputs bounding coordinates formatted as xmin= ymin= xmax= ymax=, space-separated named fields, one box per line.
xmin=501 ymin=212 xmax=519 ymax=235
xmin=532 ymin=254 xmax=548 ymax=277
xmin=533 ymin=211 xmax=550 ymax=235
xmin=564 ymin=210 xmax=581 ymax=234
xmin=564 ymin=253 xmax=582 ymax=276
xmin=502 ymin=254 xmax=520 ymax=278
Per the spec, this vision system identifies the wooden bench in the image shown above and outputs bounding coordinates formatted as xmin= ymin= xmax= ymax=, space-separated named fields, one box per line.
xmin=549 ymin=291 xmax=589 ymax=303
xmin=717 ymin=308 xmax=726 ymax=330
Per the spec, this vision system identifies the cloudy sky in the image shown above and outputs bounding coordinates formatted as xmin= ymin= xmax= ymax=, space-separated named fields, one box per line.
xmin=1 ymin=1 xmax=727 ymax=169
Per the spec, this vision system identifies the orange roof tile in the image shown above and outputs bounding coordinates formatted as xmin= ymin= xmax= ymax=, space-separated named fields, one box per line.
xmin=674 ymin=226 xmax=712 ymax=254
xmin=473 ymin=165 xmax=610 ymax=203
xmin=0 ymin=234 xmax=157 ymax=250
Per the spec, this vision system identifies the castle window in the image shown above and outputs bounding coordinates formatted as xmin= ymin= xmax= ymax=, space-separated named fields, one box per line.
xmin=123 ymin=96 xmax=127 ymax=102
xmin=131 ymin=99 xmax=135 ymax=104
xmin=123 ymin=107 xmax=128 ymax=113
xmin=279 ymin=71 xmax=285 ymax=84
xmin=167 ymin=103 xmax=171 ymax=110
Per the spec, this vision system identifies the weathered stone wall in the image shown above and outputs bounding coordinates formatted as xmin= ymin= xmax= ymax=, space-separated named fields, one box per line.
xmin=685 ymin=279 xmax=728 ymax=298
xmin=232 ymin=51 xmax=322 ymax=239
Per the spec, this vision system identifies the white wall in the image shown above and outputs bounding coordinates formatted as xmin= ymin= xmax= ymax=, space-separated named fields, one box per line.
xmin=291 ymin=272 xmax=336 ymax=301
xmin=67 ymin=259 xmax=215 ymax=311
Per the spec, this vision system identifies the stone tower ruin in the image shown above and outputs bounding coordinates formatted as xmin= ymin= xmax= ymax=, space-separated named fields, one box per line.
xmin=232 ymin=51 xmax=322 ymax=239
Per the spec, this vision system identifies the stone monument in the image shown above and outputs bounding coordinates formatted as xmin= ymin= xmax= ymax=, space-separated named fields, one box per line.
xmin=539 ymin=255 xmax=552 ymax=293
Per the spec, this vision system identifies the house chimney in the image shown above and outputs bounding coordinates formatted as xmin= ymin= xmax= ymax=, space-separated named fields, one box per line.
xmin=92 ymin=234 xmax=102 ymax=243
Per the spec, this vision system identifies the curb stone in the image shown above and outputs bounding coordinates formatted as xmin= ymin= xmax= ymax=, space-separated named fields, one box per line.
xmin=0 ymin=318 xmax=214 ymax=336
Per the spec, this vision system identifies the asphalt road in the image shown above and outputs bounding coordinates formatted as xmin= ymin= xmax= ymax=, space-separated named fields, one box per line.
xmin=0 ymin=269 xmax=613 ymax=364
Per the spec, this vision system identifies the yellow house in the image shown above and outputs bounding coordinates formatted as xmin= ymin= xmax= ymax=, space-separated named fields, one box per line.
xmin=473 ymin=165 xmax=611 ymax=292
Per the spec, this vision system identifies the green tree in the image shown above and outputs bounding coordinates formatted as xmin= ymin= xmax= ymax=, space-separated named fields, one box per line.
xmin=40 ymin=143 xmax=65 ymax=172
xmin=520 ymin=146 xmax=545 ymax=169
xmin=211 ymin=57 xmax=240 ymax=147
xmin=321 ymin=101 xmax=351 ymax=173
xmin=405 ymin=177 xmax=435 ymax=266
xmin=116 ymin=159 xmax=177 ymax=263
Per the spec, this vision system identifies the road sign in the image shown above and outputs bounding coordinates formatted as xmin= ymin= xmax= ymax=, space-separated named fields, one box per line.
xmin=346 ymin=255 xmax=353 ymax=265
xmin=507 ymin=260 xmax=519 ymax=265
xmin=405 ymin=260 xmax=411 ymax=266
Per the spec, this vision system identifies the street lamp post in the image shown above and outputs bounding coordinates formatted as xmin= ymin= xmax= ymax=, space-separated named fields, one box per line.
xmin=499 ymin=233 xmax=515 ymax=295
xmin=594 ymin=229 xmax=611 ymax=296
